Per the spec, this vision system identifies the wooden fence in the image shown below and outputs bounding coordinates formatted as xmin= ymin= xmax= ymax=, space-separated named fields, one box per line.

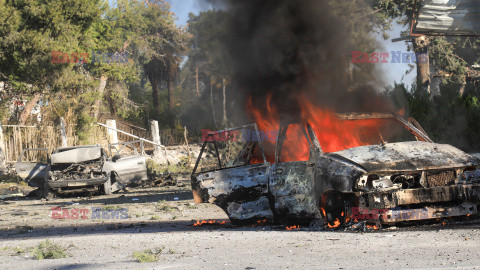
xmin=159 ymin=129 xmax=186 ymax=146
xmin=114 ymin=121 xmax=152 ymax=152
xmin=2 ymin=124 xmax=107 ymax=163
xmin=1 ymin=120 xmax=189 ymax=163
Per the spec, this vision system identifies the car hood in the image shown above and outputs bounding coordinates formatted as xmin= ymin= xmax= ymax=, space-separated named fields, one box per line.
xmin=51 ymin=147 xmax=103 ymax=164
xmin=331 ymin=141 xmax=478 ymax=173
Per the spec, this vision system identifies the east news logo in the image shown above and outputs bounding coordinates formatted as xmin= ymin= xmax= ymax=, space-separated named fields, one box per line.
xmin=51 ymin=207 xmax=128 ymax=219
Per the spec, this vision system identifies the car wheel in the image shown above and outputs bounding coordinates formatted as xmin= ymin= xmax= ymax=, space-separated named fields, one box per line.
xmin=43 ymin=181 xmax=54 ymax=200
xmin=103 ymin=174 xmax=112 ymax=195
xmin=321 ymin=190 xmax=356 ymax=227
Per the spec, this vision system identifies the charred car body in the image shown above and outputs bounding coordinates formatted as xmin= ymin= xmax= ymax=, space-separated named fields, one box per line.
xmin=191 ymin=113 xmax=480 ymax=226
xmin=16 ymin=141 xmax=148 ymax=199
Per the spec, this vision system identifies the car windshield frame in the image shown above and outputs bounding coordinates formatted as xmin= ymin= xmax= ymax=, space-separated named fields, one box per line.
xmin=192 ymin=123 xmax=268 ymax=175
xmin=335 ymin=112 xmax=433 ymax=143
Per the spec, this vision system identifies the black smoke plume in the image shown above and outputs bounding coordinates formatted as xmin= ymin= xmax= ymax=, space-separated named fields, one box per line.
xmin=206 ymin=0 xmax=392 ymax=122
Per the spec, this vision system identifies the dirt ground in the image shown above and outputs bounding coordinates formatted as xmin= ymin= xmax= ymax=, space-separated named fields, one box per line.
xmin=1 ymin=185 xmax=480 ymax=270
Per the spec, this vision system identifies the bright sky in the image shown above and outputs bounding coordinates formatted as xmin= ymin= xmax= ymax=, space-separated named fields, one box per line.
xmin=374 ymin=22 xmax=417 ymax=87
xmin=168 ymin=0 xmax=416 ymax=88
xmin=168 ymin=0 xmax=213 ymax=22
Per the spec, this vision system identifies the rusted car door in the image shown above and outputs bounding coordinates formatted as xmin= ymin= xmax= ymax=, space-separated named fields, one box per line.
xmin=104 ymin=141 xmax=147 ymax=184
xmin=192 ymin=124 xmax=275 ymax=224
xmin=269 ymin=123 xmax=320 ymax=224
xmin=15 ymin=148 xmax=50 ymax=187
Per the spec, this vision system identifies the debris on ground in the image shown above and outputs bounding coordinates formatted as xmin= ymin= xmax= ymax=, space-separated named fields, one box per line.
xmin=146 ymin=173 xmax=177 ymax=187
xmin=0 ymin=186 xmax=24 ymax=199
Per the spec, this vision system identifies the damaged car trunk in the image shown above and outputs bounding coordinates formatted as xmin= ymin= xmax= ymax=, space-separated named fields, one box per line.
xmin=191 ymin=113 xmax=480 ymax=226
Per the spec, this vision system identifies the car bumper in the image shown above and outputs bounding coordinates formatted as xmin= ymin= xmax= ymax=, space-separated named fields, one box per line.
xmin=364 ymin=184 xmax=480 ymax=209
xmin=47 ymin=177 xmax=108 ymax=188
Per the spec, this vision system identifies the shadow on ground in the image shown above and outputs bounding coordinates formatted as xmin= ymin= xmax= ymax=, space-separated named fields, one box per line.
xmin=0 ymin=219 xmax=261 ymax=240
xmin=6 ymin=188 xmax=193 ymax=208
xmin=2 ymin=217 xmax=480 ymax=240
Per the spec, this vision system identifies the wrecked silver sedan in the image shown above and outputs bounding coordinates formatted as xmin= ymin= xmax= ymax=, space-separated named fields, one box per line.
xmin=191 ymin=113 xmax=480 ymax=226
xmin=16 ymin=141 xmax=148 ymax=199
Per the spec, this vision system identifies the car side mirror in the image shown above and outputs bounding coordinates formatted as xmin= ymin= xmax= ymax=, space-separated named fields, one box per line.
xmin=112 ymin=154 xmax=121 ymax=162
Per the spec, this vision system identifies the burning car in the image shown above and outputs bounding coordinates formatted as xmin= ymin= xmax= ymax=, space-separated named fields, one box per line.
xmin=191 ymin=113 xmax=480 ymax=226
xmin=15 ymin=141 xmax=148 ymax=199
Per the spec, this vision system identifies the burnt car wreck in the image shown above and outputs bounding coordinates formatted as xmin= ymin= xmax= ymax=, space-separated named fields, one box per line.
xmin=16 ymin=141 xmax=148 ymax=199
xmin=191 ymin=113 xmax=480 ymax=226
xmin=45 ymin=146 xmax=110 ymax=199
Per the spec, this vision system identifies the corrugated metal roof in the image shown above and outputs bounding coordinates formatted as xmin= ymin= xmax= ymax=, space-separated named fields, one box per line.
xmin=414 ymin=0 xmax=480 ymax=35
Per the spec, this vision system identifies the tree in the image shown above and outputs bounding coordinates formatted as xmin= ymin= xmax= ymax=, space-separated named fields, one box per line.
xmin=0 ymin=0 xmax=143 ymax=126
xmin=0 ymin=0 xmax=105 ymax=89
xmin=119 ymin=0 xmax=189 ymax=119
xmin=372 ymin=0 xmax=480 ymax=95
xmin=186 ymin=10 xmax=233 ymax=127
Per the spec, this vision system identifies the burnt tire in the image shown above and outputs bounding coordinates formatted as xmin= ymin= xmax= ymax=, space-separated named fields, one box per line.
xmin=43 ymin=181 xmax=54 ymax=200
xmin=103 ymin=174 xmax=112 ymax=195
xmin=321 ymin=190 xmax=357 ymax=227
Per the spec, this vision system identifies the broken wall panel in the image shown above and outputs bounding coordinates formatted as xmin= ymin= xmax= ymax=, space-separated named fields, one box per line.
xmin=415 ymin=0 xmax=480 ymax=35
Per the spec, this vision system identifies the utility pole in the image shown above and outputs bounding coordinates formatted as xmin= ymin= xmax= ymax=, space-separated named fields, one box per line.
xmin=414 ymin=36 xmax=430 ymax=96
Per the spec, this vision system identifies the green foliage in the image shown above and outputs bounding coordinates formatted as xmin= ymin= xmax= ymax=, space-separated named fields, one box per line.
xmin=156 ymin=203 xmax=177 ymax=213
xmin=12 ymin=246 xmax=27 ymax=255
xmin=0 ymin=0 xmax=105 ymax=88
xmin=0 ymin=172 xmax=24 ymax=184
xmin=0 ymin=0 xmax=156 ymax=127
xmin=50 ymin=68 xmax=97 ymax=94
xmin=371 ymin=0 xmax=479 ymax=85
xmin=132 ymin=247 xmax=164 ymax=263
xmin=146 ymin=158 xmax=161 ymax=177
xmin=373 ymin=0 xmax=417 ymax=27
xmin=187 ymin=10 xmax=232 ymax=81
xmin=76 ymin=111 xmax=96 ymax=143
xmin=387 ymin=82 xmax=480 ymax=152
xmin=109 ymin=0 xmax=189 ymax=121
xmin=31 ymin=240 xmax=69 ymax=260
xmin=106 ymin=81 xmax=145 ymax=122
xmin=428 ymin=36 xmax=480 ymax=85
xmin=146 ymin=158 xmax=189 ymax=176
xmin=0 ymin=99 xmax=10 ymax=123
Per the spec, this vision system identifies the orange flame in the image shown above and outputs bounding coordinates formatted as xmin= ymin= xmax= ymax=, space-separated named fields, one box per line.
xmin=327 ymin=218 xmax=341 ymax=228
xmin=286 ymin=225 xmax=300 ymax=230
xmin=256 ymin=219 xmax=268 ymax=225
xmin=193 ymin=220 xmax=227 ymax=226
xmin=248 ymin=94 xmax=388 ymax=162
